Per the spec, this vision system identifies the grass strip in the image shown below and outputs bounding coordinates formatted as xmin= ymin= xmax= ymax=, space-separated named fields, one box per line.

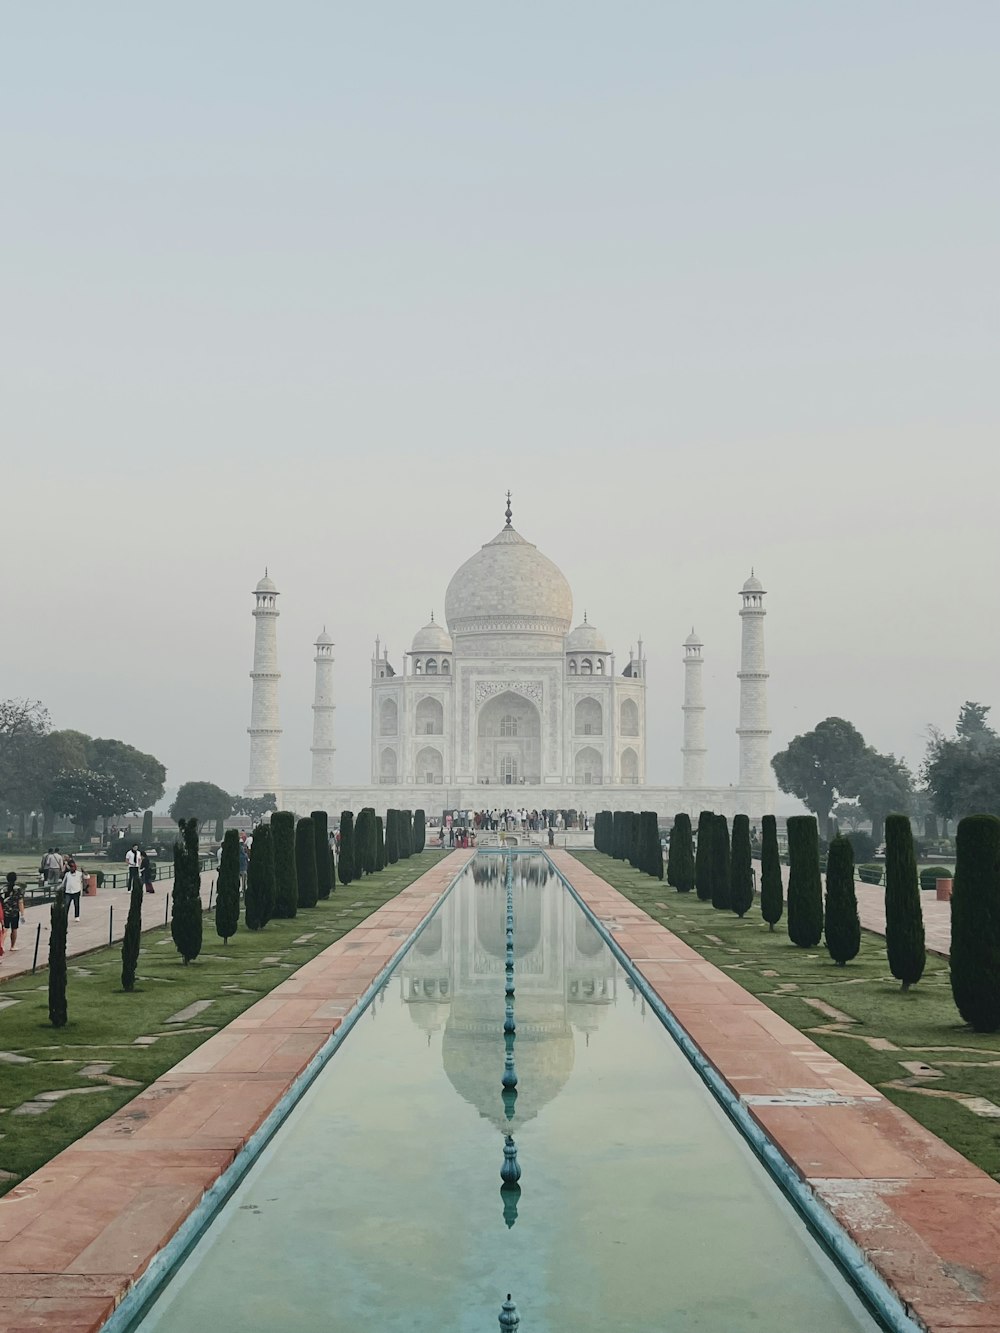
xmin=573 ymin=851 xmax=1000 ymax=1181
xmin=0 ymin=851 xmax=443 ymax=1195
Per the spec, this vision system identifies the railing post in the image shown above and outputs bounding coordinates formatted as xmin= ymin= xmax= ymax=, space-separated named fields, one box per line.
xmin=31 ymin=921 xmax=41 ymax=974
xmin=164 ymin=893 xmax=170 ymax=926
xmin=109 ymin=905 xmax=114 ymax=945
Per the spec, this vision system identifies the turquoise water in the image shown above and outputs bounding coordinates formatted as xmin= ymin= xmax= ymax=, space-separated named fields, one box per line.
xmin=137 ymin=854 xmax=880 ymax=1332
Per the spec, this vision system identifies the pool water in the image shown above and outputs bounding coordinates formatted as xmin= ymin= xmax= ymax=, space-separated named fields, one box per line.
xmin=137 ymin=854 xmax=881 ymax=1332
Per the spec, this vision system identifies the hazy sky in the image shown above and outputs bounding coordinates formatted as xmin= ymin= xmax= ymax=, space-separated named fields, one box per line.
xmin=3 ymin=3 xmax=998 ymax=802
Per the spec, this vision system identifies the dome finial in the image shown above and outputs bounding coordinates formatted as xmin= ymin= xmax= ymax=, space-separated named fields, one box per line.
xmin=430 ymin=610 xmax=435 ymax=623
xmin=583 ymin=609 xmax=588 ymax=624
xmin=505 ymin=489 xmax=513 ymax=527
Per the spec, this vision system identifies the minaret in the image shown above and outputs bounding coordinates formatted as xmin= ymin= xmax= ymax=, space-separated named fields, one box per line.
xmin=737 ymin=571 xmax=771 ymax=787
xmin=247 ymin=570 xmax=281 ymax=792
xmin=310 ymin=628 xmax=336 ymax=787
xmin=681 ymin=629 xmax=706 ymax=787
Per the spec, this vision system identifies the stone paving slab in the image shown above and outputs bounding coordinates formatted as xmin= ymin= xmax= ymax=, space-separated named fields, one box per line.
xmin=552 ymin=850 xmax=1000 ymax=1333
xmin=0 ymin=851 xmax=470 ymax=1332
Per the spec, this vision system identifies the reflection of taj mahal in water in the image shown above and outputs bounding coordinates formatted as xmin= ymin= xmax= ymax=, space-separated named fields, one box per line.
xmin=399 ymin=857 xmax=616 ymax=1129
xmin=246 ymin=498 xmax=775 ymax=819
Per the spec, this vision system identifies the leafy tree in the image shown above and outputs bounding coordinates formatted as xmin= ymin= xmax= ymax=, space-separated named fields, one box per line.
xmin=121 ymin=865 xmax=145 ymax=991
xmin=141 ymin=810 xmax=153 ymax=845
xmin=853 ymin=749 xmax=913 ymax=845
xmin=232 ymin=793 xmax=278 ymax=821
xmin=311 ymin=811 xmax=332 ymax=899
xmin=413 ymin=809 xmax=426 ymax=854
xmin=760 ymin=814 xmax=783 ymax=931
xmin=884 ymin=813 xmax=925 ymax=990
xmin=88 ymin=737 xmax=166 ymax=813
xmin=338 ymin=811 xmax=355 ymax=885
xmin=244 ymin=823 xmax=274 ymax=930
xmin=171 ymin=818 xmax=203 ymax=963
xmin=667 ymin=813 xmax=695 ymax=892
xmin=695 ymin=811 xmax=714 ymax=901
xmin=384 ymin=809 xmax=399 ymax=865
xmin=710 ymin=815 xmax=731 ymax=910
xmin=48 ymin=887 xmax=68 ymax=1027
xmin=270 ymin=812 xmax=298 ymax=918
xmin=957 ymin=702 xmax=995 ymax=746
xmin=50 ymin=768 xmax=134 ymax=840
xmin=215 ymin=828 xmax=241 ymax=943
xmin=786 ymin=815 xmax=823 ymax=947
xmin=295 ymin=817 xmax=318 ymax=908
xmin=924 ymin=703 xmax=1000 ymax=821
xmin=832 ymin=801 xmax=865 ymax=832
xmin=824 ymin=834 xmax=860 ymax=965
xmin=950 ymin=814 xmax=1000 ymax=1031
xmin=0 ymin=698 xmax=50 ymax=814
xmin=772 ymin=718 xmax=868 ymax=839
xmin=375 ymin=815 xmax=386 ymax=871
xmin=730 ymin=814 xmax=754 ymax=917
xmin=170 ymin=781 xmax=233 ymax=825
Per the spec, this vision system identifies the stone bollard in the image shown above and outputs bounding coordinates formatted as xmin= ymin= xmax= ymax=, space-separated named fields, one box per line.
xmin=936 ymin=878 xmax=953 ymax=902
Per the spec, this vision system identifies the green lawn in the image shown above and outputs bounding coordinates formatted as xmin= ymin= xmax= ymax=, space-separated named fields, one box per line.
xmin=573 ymin=851 xmax=1000 ymax=1181
xmin=0 ymin=852 xmax=444 ymax=1195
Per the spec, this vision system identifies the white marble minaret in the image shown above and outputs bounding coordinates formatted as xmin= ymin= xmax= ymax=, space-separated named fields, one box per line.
xmin=247 ymin=571 xmax=281 ymax=793
xmin=681 ymin=628 xmax=707 ymax=787
xmin=736 ymin=572 xmax=771 ymax=787
xmin=310 ymin=628 xmax=336 ymax=787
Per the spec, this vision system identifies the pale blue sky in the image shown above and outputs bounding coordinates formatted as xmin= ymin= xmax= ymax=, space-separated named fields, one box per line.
xmin=3 ymin=3 xmax=998 ymax=798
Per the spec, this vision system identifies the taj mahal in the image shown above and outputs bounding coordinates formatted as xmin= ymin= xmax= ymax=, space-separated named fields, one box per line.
xmin=246 ymin=498 xmax=775 ymax=820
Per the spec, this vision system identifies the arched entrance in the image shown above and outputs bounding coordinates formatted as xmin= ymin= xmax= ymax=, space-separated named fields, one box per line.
xmin=476 ymin=690 xmax=541 ymax=785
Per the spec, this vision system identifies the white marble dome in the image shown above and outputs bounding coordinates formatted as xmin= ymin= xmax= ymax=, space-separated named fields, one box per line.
xmin=742 ymin=572 xmax=764 ymax=593
xmin=411 ymin=615 xmax=453 ymax=654
xmin=445 ymin=523 xmax=573 ymax=635
xmin=566 ymin=617 xmax=607 ymax=653
xmin=255 ymin=571 xmax=278 ymax=594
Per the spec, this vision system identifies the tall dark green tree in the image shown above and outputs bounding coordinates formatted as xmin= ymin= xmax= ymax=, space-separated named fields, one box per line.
xmin=695 ymin=811 xmax=714 ymax=901
xmin=399 ymin=810 xmax=413 ymax=859
xmin=413 ymin=809 xmax=426 ymax=854
xmin=121 ymin=869 xmax=145 ymax=990
xmin=760 ymin=814 xmax=784 ymax=931
xmin=384 ymin=809 xmax=399 ymax=865
xmin=375 ymin=815 xmax=386 ymax=871
xmin=626 ymin=812 xmax=641 ymax=870
xmin=270 ymin=811 xmax=298 ymax=919
xmin=786 ymin=815 xmax=823 ymax=948
xmin=612 ymin=810 xmax=626 ymax=861
xmin=824 ymin=834 xmax=860 ymax=965
xmin=884 ymin=813 xmax=925 ymax=990
xmin=214 ymin=815 xmax=224 ymax=842
xmin=141 ymin=809 xmax=153 ymax=846
xmin=171 ymin=817 xmax=204 ymax=963
xmin=244 ymin=823 xmax=274 ymax=930
xmin=950 ymin=814 xmax=1000 ymax=1031
xmin=711 ymin=814 xmax=732 ymax=910
xmin=311 ymin=811 xmax=332 ymax=900
xmin=338 ymin=811 xmax=356 ymax=885
xmin=48 ymin=887 xmax=68 ymax=1026
xmin=295 ymin=817 xmax=319 ymax=908
xmin=730 ymin=814 xmax=754 ymax=917
xmin=215 ymin=828 xmax=241 ymax=943
xmin=667 ymin=813 xmax=695 ymax=892
xmin=640 ymin=811 xmax=663 ymax=879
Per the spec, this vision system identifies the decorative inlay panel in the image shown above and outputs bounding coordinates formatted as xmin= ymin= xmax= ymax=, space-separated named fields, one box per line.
xmin=474 ymin=680 xmax=544 ymax=707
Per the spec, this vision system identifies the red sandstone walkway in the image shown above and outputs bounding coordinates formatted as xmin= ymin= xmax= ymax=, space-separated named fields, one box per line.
xmin=0 ymin=872 xmax=217 ymax=983
xmin=553 ymin=851 xmax=1000 ymax=1333
xmin=0 ymin=851 xmax=471 ymax=1333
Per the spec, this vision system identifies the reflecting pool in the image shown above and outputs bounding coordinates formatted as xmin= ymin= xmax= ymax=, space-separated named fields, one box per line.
xmin=138 ymin=854 xmax=881 ymax=1332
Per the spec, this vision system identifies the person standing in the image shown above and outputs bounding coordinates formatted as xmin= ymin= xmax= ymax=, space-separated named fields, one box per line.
xmin=238 ymin=834 xmax=249 ymax=895
xmin=61 ymin=859 xmax=85 ymax=920
xmin=141 ymin=849 xmax=155 ymax=893
xmin=126 ymin=844 xmax=141 ymax=893
xmin=2 ymin=873 xmax=25 ymax=950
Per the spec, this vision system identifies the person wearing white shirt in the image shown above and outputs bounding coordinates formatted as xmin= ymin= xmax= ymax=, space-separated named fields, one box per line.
xmin=61 ymin=860 xmax=85 ymax=919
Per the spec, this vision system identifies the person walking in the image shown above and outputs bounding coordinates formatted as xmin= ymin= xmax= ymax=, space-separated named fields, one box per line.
xmin=2 ymin=873 xmax=25 ymax=950
xmin=125 ymin=844 xmax=141 ymax=894
xmin=238 ymin=834 xmax=249 ymax=895
xmin=61 ymin=859 xmax=85 ymax=920
xmin=43 ymin=848 xmax=61 ymax=889
xmin=141 ymin=849 xmax=155 ymax=893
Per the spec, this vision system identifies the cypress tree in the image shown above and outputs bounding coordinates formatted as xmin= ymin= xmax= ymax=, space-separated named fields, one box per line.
xmin=695 ymin=811 xmax=714 ymax=901
xmin=384 ymin=809 xmax=399 ymax=864
xmin=623 ymin=812 xmax=637 ymax=869
xmin=141 ymin=809 xmax=153 ymax=846
xmin=730 ymin=814 xmax=754 ymax=918
xmin=711 ymin=814 xmax=732 ymax=910
xmin=884 ymin=813 xmax=926 ymax=991
xmin=338 ymin=811 xmax=355 ymax=885
xmin=171 ymin=817 xmax=204 ymax=964
xmin=612 ymin=810 xmax=626 ymax=860
xmin=399 ymin=810 xmax=413 ymax=859
xmin=244 ymin=823 xmax=274 ymax=930
xmin=365 ymin=807 xmax=379 ymax=873
xmin=786 ymin=815 xmax=823 ymax=948
xmin=375 ymin=816 xmax=386 ymax=871
xmin=214 ymin=816 xmax=224 ymax=842
xmin=642 ymin=811 xmax=663 ymax=879
xmin=121 ymin=869 xmax=145 ymax=990
xmin=48 ymin=887 xmax=69 ymax=1027
xmin=295 ymin=817 xmax=319 ymax=908
xmin=950 ymin=814 xmax=1000 ymax=1031
xmin=215 ymin=828 xmax=241 ymax=944
xmin=760 ymin=813 xmax=783 ymax=931
xmin=311 ymin=811 xmax=332 ymax=900
xmin=669 ymin=813 xmax=695 ymax=893
xmin=824 ymin=834 xmax=860 ymax=966
xmin=271 ymin=811 xmax=298 ymax=918
xmin=413 ymin=809 xmax=426 ymax=854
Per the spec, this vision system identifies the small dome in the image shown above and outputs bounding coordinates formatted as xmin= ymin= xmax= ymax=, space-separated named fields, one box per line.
xmin=411 ymin=614 xmax=453 ymax=654
xmin=255 ymin=571 xmax=278 ymax=594
xmin=566 ymin=618 xmax=608 ymax=653
xmin=742 ymin=571 xmax=764 ymax=594
xmin=315 ymin=627 xmax=334 ymax=646
xmin=684 ymin=627 xmax=703 ymax=647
